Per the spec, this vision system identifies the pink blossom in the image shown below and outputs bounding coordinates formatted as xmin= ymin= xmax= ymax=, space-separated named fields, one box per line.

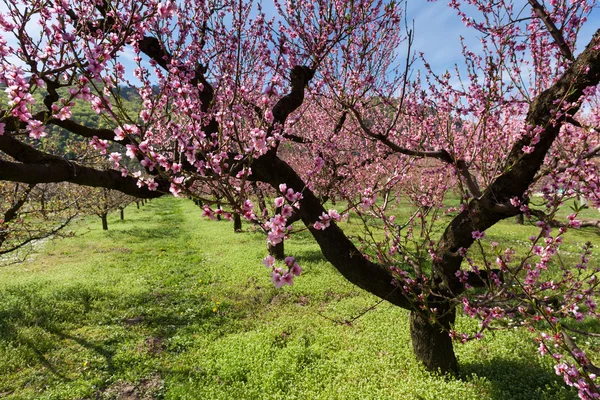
xmin=265 ymin=109 xmax=274 ymax=123
xmin=328 ymin=209 xmax=341 ymax=222
xmin=138 ymin=141 xmax=149 ymax=153
xmin=281 ymin=273 xmax=294 ymax=285
xmin=271 ymin=271 xmax=285 ymax=288
xmin=362 ymin=189 xmax=376 ymax=208
xmin=125 ymin=145 xmax=138 ymax=159
xmin=281 ymin=205 xmax=293 ymax=218
xmin=27 ymin=120 xmax=46 ymax=139
xmin=55 ymin=106 xmax=72 ymax=121
xmin=90 ymin=136 xmax=109 ymax=154
xmin=109 ymin=152 xmax=122 ymax=167
xmin=289 ymin=263 xmax=302 ymax=276
xmin=202 ymin=206 xmax=215 ymax=219
xmin=274 ymin=197 xmax=285 ymax=208
xmin=140 ymin=157 xmax=156 ymax=171
xmin=263 ymin=255 xmax=275 ymax=268
xmin=471 ymin=230 xmax=485 ymax=240
xmin=147 ymin=179 xmax=158 ymax=191
xmin=522 ymin=145 xmax=534 ymax=154
xmin=284 ymin=256 xmax=295 ymax=267
xmin=114 ymin=127 xmax=125 ymax=140
xmin=567 ymin=214 xmax=581 ymax=228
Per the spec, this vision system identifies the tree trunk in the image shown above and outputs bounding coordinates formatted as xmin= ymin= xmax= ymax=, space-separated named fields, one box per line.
xmin=268 ymin=241 xmax=285 ymax=260
xmin=233 ymin=213 xmax=242 ymax=232
xmin=254 ymin=183 xmax=268 ymax=217
xmin=101 ymin=214 xmax=108 ymax=230
xmin=120 ymin=208 xmax=124 ymax=220
xmin=346 ymin=201 xmax=352 ymax=223
xmin=409 ymin=306 xmax=458 ymax=375
xmin=515 ymin=213 xmax=524 ymax=225
xmin=268 ymin=205 xmax=285 ymax=259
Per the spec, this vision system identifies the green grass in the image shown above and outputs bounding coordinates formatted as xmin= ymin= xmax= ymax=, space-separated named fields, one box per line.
xmin=0 ymin=197 xmax=588 ymax=399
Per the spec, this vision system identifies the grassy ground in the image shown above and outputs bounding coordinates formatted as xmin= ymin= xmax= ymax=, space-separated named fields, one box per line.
xmin=0 ymin=197 xmax=591 ymax=399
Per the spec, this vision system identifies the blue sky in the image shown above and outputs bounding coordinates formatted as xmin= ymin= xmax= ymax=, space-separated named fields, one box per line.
xmin=407 ymin=1 xmax=600 ymax=73
xmin=114 ymin=1 xmax=600 ymax=85
xmin=1 ymin=1 xmax=600 ymax=84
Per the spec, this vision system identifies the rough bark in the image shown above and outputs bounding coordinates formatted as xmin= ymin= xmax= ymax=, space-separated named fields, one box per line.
xmin=414 ymin=30 xmax=600 ymax=373
xmin=251 ymin=155 xmax=414 ymax=309
xmin=433 ymin=29 xmax=600 ymax=297
xmin=515 ymin=213 xmax=524 ymax=225
xmin=410 ymin=309 xmax=458 ymax=375
xmin=101 ymin=214 xmax=108 ymax=231
xmin=0 ymin=159 xmax=165 ymax=198
xmin=233 ymin=213 xmax=242 ymax=232
xmin=268 ymin=241 xmax=285 ymax=260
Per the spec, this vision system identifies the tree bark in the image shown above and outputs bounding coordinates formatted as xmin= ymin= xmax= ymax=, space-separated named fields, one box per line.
xmin=268 ymin=241 xmax=285 ymax=260
xmin=409 ymin=307 xmax=458 ymax=375
xmin=101 ymin=214 xmax=108 ymax=231
xmin=233 ymin=213 xmax=242 ymax=232
xmin=515 ymin=213 xmax=524 ymax=225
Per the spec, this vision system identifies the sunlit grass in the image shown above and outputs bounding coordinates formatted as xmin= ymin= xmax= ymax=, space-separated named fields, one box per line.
xmin=0 ymin=197 xmax=588 ymax=399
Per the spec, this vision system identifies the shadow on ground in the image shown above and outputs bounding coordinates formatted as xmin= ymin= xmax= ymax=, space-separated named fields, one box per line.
xmin=0 ymin=280 xmax=217 ymax=398
xmin=461 ymin=358 xmax=577 ymax=400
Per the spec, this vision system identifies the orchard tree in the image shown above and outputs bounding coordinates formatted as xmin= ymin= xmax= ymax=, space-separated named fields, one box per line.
xmin=0 ymin=181 xmax=78 ymax=261
xmin=1 ymin=0 xmax=600 ymax=397
xmin=78 ymin=186 xmax=135 ymax=230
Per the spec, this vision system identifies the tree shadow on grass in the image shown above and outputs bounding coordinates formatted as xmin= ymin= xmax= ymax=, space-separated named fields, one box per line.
xmin=20 ymin=335 xmax=70 ymax=381
xmin=461 ymin=358 xmax=577 ymax=400
xmin=0 ymin=282 xmax=217 ymax=394
xmin=566 ymin=317 xmax=600 ymax=334
xmin=293 ymin=249 xmax=328 ymax=265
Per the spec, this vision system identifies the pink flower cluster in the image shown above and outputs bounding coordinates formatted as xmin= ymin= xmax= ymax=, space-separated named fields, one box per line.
xmin=263 ymin=255 xmax=302 ymax=288
xmin=279 ymin=184 xmax=303 ymax=204
xmin=471 ymin=230 xmax=486 ymax=240
xmin=313 ymin=209 xmax=342 ymax=230
xmin=362 ymin=188 xmax=376 ymax=209
xmin=265 ymin=213 xmax=290 ymax=245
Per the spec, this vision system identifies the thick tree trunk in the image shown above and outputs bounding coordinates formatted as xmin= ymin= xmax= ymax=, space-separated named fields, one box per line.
xmin=409 ymin=306 xmax=458 ymax=375
xmin=268 ymin=241 xmax=285 ymax=260
xmin=101 ymin=214 xmax=108 ymax=230
xmin=233 ymin=213 xmax=242 ymax=232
